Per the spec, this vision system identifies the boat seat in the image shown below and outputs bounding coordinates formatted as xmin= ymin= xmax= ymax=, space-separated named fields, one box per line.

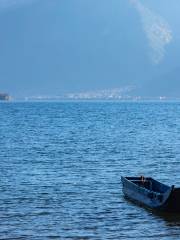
xmin=133 ymin=180 xmax=153 ymax=190
xmin=133 ymin=180 xmax=163 ymax=202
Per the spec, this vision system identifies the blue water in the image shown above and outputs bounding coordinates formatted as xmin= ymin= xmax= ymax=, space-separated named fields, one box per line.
xmin=1 ymin=101 xmax=180 ymax=239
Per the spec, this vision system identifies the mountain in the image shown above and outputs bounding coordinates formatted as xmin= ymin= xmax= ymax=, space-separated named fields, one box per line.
xmin=0 ymin=0 xmax=179 ymax=97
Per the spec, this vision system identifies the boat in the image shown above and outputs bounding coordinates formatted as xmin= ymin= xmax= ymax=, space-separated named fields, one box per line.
xmin=121 ymin=176 xmax=180 ymax=212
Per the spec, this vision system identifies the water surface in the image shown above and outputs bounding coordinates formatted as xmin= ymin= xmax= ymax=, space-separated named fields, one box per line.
xmin=1 ymin=102 xmax=180 ymax=239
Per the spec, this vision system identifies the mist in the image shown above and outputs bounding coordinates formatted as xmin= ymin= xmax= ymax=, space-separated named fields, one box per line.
xmin=0 ymin=0 xmax=179 ymax=98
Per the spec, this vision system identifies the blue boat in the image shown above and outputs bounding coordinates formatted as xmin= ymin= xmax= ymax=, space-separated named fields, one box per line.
xmin=121 ymin=176 xmax=180 ymax=212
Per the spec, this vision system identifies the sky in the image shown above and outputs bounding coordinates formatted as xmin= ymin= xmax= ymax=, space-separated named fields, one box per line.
xmin=0 ymin=0 xmax=179 ymax=97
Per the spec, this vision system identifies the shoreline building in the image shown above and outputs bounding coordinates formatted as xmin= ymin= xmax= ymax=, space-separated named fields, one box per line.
xmin=0 ymin=93 xmax=11 ymax=101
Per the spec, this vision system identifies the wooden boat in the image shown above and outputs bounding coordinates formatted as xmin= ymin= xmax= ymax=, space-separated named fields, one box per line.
xmin=121 ymin=176 xmax=180 ymax=212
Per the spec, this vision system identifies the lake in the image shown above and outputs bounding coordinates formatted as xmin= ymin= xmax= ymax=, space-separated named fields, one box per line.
xmin=1 ymin=101 xmax=180 ymax=239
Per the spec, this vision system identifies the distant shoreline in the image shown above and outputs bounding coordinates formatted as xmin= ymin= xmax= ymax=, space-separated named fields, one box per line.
xmin=3 ymin=99 xmax=180 ymax=103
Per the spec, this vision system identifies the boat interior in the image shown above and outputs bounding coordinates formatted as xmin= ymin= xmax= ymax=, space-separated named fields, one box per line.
xmin=126 ymin=176 xmax=170 ymax=194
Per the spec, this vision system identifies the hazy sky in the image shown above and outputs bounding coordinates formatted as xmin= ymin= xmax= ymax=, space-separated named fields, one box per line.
xmin=0 ymin=0 xmax=179 ymax=97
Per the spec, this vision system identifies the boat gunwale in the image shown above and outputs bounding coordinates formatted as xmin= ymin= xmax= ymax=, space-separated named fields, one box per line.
xmin=122 ymin=176 xmax=172 ymax=193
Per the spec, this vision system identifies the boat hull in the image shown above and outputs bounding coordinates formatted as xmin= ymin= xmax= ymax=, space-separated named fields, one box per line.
xmin=121 ymin=177 xmax=180 ymax=212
